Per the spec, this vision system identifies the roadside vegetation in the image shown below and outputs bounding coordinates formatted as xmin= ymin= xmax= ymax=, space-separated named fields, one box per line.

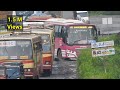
xmin=77 ymin=34 xmax=120 ymax=79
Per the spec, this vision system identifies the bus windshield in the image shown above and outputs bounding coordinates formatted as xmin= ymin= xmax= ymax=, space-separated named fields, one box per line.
xmin=67 ymin=26 xmax=97 ymax=45
xmin=0 ymin=40 xmax=32 ymax=60
xmin=77 ymin=12 xmax=88 ymax=17
xmin=40 ymin=34 xmax=51 ymax=52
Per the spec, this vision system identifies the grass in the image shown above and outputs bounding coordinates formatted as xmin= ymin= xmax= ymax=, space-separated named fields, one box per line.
xmin=77 ymin=34 xmax=120 ymax=79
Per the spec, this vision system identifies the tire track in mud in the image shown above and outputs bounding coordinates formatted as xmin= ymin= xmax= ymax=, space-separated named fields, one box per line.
xmin=39 ymin=59 xmax=78 ymax=79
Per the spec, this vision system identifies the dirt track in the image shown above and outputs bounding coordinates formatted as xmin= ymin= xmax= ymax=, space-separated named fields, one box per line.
xmin=39 ymin=59 xmax=78 ymax=79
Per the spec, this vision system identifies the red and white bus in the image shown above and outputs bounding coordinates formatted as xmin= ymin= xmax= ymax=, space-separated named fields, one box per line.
xmin=45 ymin=20 xmax=98 ymax=60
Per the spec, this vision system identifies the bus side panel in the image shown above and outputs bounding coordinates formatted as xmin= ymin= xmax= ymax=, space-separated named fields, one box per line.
xmin=60 ymin=44 xmax=88 ymax=60
xmin=54 ymin=37 xmax=63 ymax=58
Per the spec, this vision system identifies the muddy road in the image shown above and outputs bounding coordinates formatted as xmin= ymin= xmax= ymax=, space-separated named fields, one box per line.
xmin=39 ymin=59 xmax=78 ymax=79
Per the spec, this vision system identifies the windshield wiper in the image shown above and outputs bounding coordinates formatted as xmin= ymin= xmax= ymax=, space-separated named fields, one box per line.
xmin=73 ymin=39 xmax=82 ymax=43
xmin=70 ymin=39 xmax=82 ymax=45
xmin=70 ymin=39 xmax=89 ymax=45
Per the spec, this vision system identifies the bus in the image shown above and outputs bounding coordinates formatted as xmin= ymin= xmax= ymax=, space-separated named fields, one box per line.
xmin=14 ymin=28 xmax=54 ymax=76
xmin=76 ymin=11 xmax=89 ymax=23
xmin=45 ymin=21 xmax=98 ymax=61
xmin=0 ymin=34 xmax=43 ymax=79
xmin=31 ymin=29 xmax=54 ymax=76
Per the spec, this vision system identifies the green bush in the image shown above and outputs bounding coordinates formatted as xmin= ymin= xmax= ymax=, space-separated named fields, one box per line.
xmin=77 ymin=34 xmax=120 ymax=79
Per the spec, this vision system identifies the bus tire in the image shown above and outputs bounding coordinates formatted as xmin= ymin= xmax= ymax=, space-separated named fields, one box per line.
xmin=54 ymin=58 xmax=59 ymax=61
xmin=57 ymin=49 xmax=62 ymax=60
xmin=42 ymin=70 xmax=51 ymax=77
xmin=35 ymin=75 xmax=39 ymax=79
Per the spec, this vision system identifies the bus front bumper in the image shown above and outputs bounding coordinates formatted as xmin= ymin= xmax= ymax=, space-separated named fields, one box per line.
xmin=43 ymin=65 xmax=52 ymax=70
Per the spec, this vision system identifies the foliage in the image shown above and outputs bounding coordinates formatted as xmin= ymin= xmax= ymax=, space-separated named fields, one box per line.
xmin=77 ymin=34 xmax=120 ymax=79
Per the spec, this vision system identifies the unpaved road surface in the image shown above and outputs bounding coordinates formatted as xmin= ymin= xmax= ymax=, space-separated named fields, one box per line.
xmin=39 ymin=59 xmax=78 ymax=79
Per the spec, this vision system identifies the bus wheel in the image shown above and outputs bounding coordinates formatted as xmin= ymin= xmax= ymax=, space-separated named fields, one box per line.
xmin=35 ymin=75 xmax=39 ymax=79
xmin=54 ymin=58 xmax=59 ymax=61
xmin=57 ymin=50 xmax=62 ymax=60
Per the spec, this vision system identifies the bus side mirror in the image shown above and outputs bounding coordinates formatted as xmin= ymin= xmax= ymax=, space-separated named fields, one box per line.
xmin=97 ymin=27 xmax=100 ymax=36
xmin=98 ymin=31 xmax=100 ymax=36
xmin=39 ymin=44 xmax=43 ymax=51
xmin=6 ymin=74 xmax=8 ymax=78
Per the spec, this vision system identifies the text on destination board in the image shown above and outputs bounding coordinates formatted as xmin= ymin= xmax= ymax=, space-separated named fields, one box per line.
xmin=70 ymin=26 xmax=93 ymax=29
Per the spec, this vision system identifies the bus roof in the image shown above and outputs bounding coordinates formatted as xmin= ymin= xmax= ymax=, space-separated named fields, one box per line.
xmin=0 ymin=34 xmax=41 ymax=41
xmin=26 ymin=15 xmax=52 ymax=21
xmin=45 ymin=18 xmax=83 ymax=23
xmin=30 ymin=29 xmax=53 ymax=34
xmin=45 ymin=18 xmax=66 ymax=22
xmin=26 ymin=19 xmax=50 ymax=22
xmin=45 ymin=19 xmax=86 ymax=26
xmin=76 ymin=11 xmax=88 ymax=13
xmin=24 ymin=29 xmax=53 ymax=34
xmin=50 ymin=22 xmax=95 ymax=26
xmin=13 ymin=29 xmax=53 ymax=36
xmin=23 ymin=21 xmax=44 ymax=26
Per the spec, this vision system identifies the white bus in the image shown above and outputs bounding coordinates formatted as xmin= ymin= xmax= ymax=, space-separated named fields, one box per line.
xmin=76 ymin=11 xmax=90 ymax=23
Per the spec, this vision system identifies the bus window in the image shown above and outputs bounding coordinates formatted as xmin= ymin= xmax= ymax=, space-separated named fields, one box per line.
xmin=54 ymin=25 xmax=59 ymax=37
xmin=61 ymin=26 xmax=67 ymax=43
xmin=67 ymin=25 xmax=97 ymax=45
xmin=91 ymin=26 xmax=97 ymax=40
xmin=60 ymin=26 xmax=64 ymax=36
xmin=58 ymin=26 xmax=62 ymax=37
xmin=54 ymin=25 xmax=62 ymax=37
xmin=41 ymin=34 xmax=51 ymax=52
xmin=0 ymin=40 xmax=32 ymax=59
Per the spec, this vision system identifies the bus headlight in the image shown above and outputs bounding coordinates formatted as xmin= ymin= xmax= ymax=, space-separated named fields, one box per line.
xmin=28 ymin=69 xmax=31 ymax=71
xmin=24 ymin=68 xmax=33 ymax=72
xmin=17 ymin=78 xmax=20 ymax=79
